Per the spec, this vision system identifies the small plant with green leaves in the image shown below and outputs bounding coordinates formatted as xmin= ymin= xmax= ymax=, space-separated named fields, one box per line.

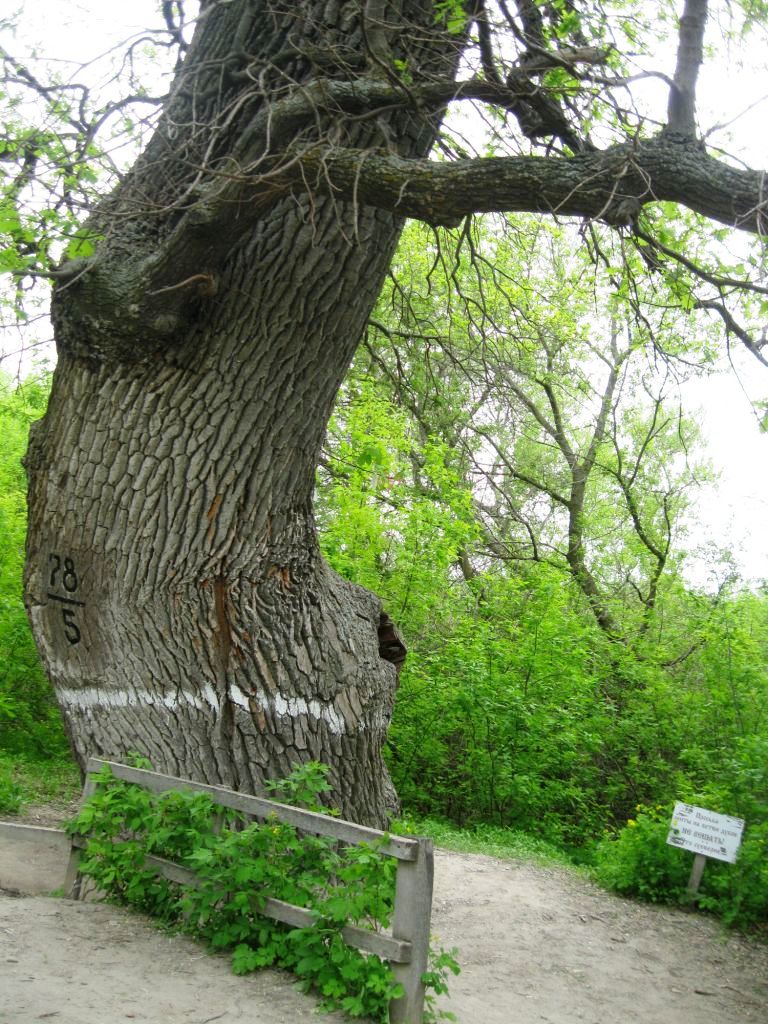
xmin=593 ymin=803 xmax=691 ymax=904
xmin=0 ymin=761 xmax=23 ymax=815
xmin=421 ymin=946 xmax=461 ymax=1024
xmin=262 ymin=757 xmax=338 ymax=811
xmin=594 ymin=797 xmax=768 ymax=932
xmin=68 ymin=761 xmax=459 ymax=1022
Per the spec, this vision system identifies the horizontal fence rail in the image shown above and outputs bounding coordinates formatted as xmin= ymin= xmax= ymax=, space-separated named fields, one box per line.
xmin=66 ymin=758 xmax=434 ymax=1023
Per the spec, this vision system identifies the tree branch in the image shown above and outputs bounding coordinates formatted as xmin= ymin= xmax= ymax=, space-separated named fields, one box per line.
xmin=693 ymin=299 xmax=768 ymax=367
xmin=286 ymin=137 xmax=768 ymax=233
xmin=666 ymin=0 xmax=708 ymax=138
xmin=635 ymin=227 xmax=768 ymax=298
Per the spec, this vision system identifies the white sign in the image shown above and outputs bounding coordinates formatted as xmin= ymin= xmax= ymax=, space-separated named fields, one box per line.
xmin=666 ymin=802 xmax=745 ymax=864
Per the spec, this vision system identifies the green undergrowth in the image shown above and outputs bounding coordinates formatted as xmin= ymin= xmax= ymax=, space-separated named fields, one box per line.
xmin=68 ymin=759 xmax=459 ymax=1023
xmin=397 ymin=815 xmax=577 ymax=870
xmin=0 ymin=752 xmax=80 ymax=816
xmin=594 ymin=800 xmax=768 ymax=935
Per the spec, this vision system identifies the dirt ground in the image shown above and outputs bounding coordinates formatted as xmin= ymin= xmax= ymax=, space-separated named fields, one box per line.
xmin=1 ymin=810 xmax=767 ymax=1024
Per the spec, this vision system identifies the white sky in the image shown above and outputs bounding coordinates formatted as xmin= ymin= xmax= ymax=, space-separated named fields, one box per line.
xmin=8 ymin=1 xmax=167 ymax=59
xmin=682 ymin=364 xmax=768 ymax=586
xmin=3 ymin=0 xmax=768 ymax=588
xmin=669 ymin=14 xmax=768 ymax=587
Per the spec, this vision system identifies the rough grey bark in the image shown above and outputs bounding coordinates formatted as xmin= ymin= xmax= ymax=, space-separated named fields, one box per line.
xmin=26 ymin=196 xmax=411 ymax=824
xmin=666 ymin=0 xmax=708 ymax=137
xmin=282 ymin=137 xmax=768 ymax=233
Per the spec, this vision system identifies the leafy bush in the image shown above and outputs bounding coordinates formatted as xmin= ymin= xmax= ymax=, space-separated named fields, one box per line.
xmin=594 ymin=799 xmax=768 ymax=932
xmin=0 ymin=761 xmax=23 ymax=814
xmin=593 ymin=804 xmax=691 ymax=904
xmin=68 ymin=760 xmax=459 ymax=1022
xmin=696 ymin=820 xmax=768 ymax=930
xmin=0 ymin=371 xmax=68 ymax=761
xmin=681 ymin=738 xmax=768 ymax=930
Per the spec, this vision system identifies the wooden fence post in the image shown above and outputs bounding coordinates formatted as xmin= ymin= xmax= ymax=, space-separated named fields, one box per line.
xmin=390 ymin=837 xmax=434 ymax=1024
xmin=63 ymin=761 xmax=99 ymax=899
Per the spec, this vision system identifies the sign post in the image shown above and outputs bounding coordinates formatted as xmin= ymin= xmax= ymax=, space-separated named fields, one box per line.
xmin=666 ymin=803 xmax=745 ymax=901
xmin=686 ymin=852 xmax=707 ymax=899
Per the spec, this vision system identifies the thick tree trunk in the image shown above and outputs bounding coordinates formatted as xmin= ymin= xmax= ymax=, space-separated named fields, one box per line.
xmin=25 ymin=195 xmax=407 ymax=825
xmin=23 ymin=0 xmax=460 ymax=825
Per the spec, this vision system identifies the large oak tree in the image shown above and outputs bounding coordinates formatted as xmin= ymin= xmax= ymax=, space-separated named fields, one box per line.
xmin=11 ymin=0 xmax=768 ymax=823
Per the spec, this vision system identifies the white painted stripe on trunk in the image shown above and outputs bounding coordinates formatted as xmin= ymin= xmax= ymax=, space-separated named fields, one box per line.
xmin=57 ymin=683 xmax=351 ymax=735
xmin=227 ymin=683 xmax=348 ymax=735
xmin=201 ymin=682 xmax=219 ymax=710
xmin=58 ymin=686 xmax=206 ymax=712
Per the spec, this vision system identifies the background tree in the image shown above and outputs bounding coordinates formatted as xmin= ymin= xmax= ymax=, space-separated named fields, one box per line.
xmin=317 ymin=214 xmax=724 ymax=837
xmin=0 ymin=0 xmax=766 ymax=824
xmin=356 ymin=218 xmax=707 ymax=644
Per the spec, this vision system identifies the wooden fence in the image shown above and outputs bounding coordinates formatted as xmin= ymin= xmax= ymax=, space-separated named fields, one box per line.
xmin=66 ymin=758 xmax=434 ymax=1024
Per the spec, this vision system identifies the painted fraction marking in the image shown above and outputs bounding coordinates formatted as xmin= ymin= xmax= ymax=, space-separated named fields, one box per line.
xmin=47 ymin=553 xmax=84 ymax=645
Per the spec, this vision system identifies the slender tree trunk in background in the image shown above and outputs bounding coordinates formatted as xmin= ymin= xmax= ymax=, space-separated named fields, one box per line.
xmin=23 ymin=0 xmax=455 ymax=825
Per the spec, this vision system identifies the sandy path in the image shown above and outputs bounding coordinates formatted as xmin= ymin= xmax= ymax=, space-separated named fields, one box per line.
xmin=430 ymin=850 xmax=768 ymax=1023
xmin=0 ymin=893 xmax=352 ymax=1024
xmin=1 ymin=829 xmax=767 ymax=1024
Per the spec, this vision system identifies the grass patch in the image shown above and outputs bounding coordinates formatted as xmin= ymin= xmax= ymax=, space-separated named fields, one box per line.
xmin=0 ymin=752 xmax=80 ymax=816
xmin=396 ymin=815 xmax=577 ymax=869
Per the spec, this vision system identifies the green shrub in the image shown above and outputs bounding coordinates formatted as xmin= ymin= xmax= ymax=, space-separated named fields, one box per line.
xmin=0 ymin=370 xmax=68 ymax=762
xmin=593 ymin=803 xmax=690 ymax=903
xmin=594 ymin=799 xmax=768 ymax=932
xmin=696 ymin=820 xmax=768 ymax=930
xmin=0 ymin=761 xmax=23 ymax=814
